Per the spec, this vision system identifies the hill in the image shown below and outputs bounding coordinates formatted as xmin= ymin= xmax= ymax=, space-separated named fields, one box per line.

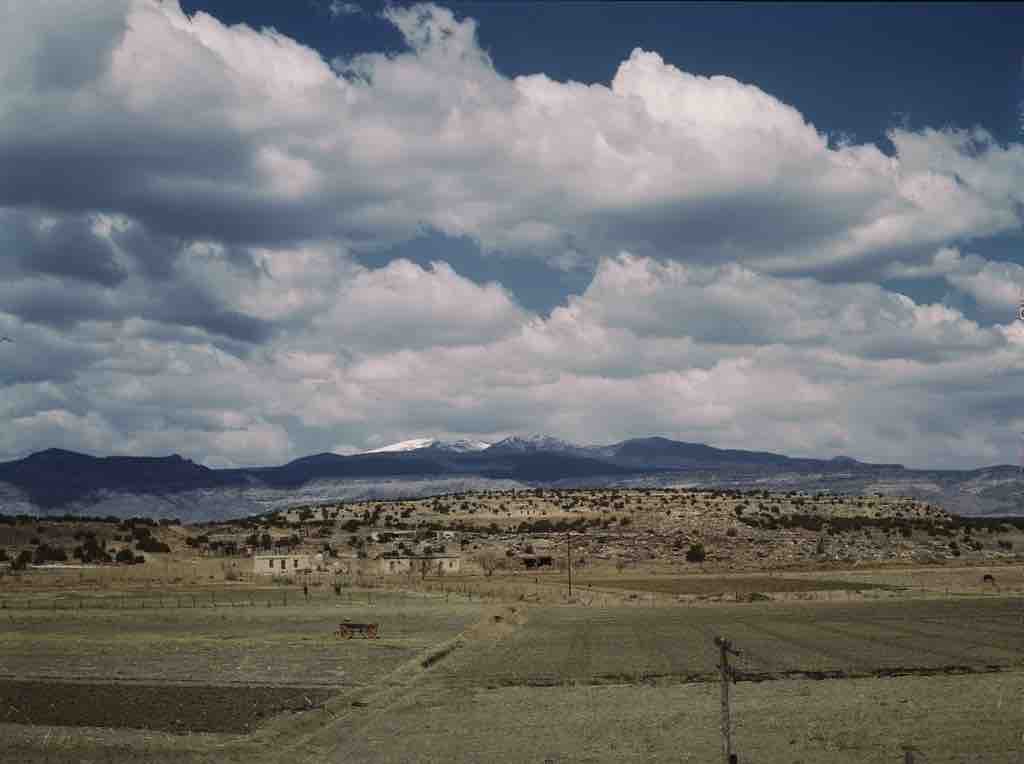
xmin=0 ymin=437 xmax=1021 ymax=520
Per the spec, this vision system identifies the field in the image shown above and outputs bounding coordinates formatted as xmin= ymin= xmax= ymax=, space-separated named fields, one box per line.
xmin=0 ymin=587 xmax=481 ymax=739
xmin=2 ymin=568 xmax=1023 ymax=762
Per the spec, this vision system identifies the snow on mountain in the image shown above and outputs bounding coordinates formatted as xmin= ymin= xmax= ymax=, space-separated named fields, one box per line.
xmin=486 ymin=434 xmax=580 ymax=452
xmin=359 ymin=438 xmax=491 ymax=454
xmin=434 ymin=439 xmax=492 ymax=453
xmin=360 ymin=438 xmax=439 ymax=454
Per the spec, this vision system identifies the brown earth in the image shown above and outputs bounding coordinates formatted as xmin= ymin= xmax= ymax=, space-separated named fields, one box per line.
xmin=0 ymin=679 xmax=336 ymax=733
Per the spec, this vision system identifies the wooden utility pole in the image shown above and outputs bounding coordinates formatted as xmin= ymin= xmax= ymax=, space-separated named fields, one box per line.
xmin=714 ymin=636 xmax=741 ymax=764
xmin=566 ymin=532 xmax=573 ymax=598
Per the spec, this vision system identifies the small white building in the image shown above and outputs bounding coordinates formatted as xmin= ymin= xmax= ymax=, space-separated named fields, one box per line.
xmin=252 ymin=553 xmax=313 ymax=575
xmin=376 ymin=554 xmax=461 ymax=576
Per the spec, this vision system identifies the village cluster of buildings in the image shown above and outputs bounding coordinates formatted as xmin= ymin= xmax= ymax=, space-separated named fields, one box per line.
xmin=249 ymin=550 xmax=462 ymax=577
xmin=225 ymin=527 xmax=464 ymax=578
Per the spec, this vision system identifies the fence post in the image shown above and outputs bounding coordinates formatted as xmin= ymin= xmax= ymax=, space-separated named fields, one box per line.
xmin=715 ymin=636 xmax=741 ymax=764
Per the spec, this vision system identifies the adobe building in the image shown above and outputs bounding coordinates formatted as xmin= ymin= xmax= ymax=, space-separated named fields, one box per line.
xmin=251 ymin=552 xmax=313 ymax=576
xmin=375 ymin=554 xmax=461 ymax=576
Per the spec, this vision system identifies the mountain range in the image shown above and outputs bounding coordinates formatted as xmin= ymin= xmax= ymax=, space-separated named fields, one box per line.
xmin=1 ymin=435 xmax=1022 ymax=521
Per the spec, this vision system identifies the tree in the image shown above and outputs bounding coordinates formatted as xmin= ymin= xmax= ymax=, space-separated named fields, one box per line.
xmin=136 ymin=536 xmax=170 ymax=553
xmin=33 ymin=543 xmax=67 ymax=565
xmin=685 ymin=543 xmax=706 ymax=563
xmin=12 ymin=550 xmax=32 ymax=570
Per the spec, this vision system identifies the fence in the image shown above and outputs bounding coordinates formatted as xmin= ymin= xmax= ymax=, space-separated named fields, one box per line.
xmin=0 ymin=587 xmax=435 ymax=612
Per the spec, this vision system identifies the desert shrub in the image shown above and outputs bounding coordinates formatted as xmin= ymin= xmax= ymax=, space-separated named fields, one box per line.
xmin=726 ymin=527 xmax=738 ymax=537
xmin=685 ymin=543 xmax=706 ymax=563
xmin=136 ymin=536 xmax=170 ymax=554
xmin=12 ymin=550 xmax=32 ymax=570
xmin=0 ymin=549 xmax=7 ymax=562
xmin=997 ymin=539 xmax=1014 ymax=551
xmin=115 ymin=548 xmax=136 ymax=564
xmin=32 ymin=543 xmax=67 ymax=564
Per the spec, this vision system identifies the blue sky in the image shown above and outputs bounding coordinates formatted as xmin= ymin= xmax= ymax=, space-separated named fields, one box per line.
xmin=178 ymin=0 xmax=1024 ymax=314
xmin=2 ymin=1 xmax=1024 ymax=469
xmin=183 ymin=1 xmax=1023 ymax=145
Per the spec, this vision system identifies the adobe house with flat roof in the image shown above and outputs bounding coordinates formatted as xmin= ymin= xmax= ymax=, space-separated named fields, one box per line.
xmin=375 ymin=554 xmax=461 ymax=576
xmin=251 ymin=552 xmax=313 ymax=575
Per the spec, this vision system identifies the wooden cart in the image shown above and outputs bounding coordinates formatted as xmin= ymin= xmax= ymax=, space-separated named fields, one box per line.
xmin=336 ymin=621 xmax=379 ymax=639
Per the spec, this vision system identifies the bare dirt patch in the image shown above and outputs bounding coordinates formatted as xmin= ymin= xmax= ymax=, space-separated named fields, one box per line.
xmin=0 ymin=679 xmax=336 ymax=733
xmin=576 ymin=574 xmax=896 ymax=597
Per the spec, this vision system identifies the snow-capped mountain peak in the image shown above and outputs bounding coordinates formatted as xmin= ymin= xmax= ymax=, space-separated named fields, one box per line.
xmin=360 ymin=438 xmax=438 ymax=454
xmin=437 ymin=439 xmax=492 ymax=453
xmin=486 ymin=434 xmax=579 ymax=452
xmin=359 ymin=438 xmax=490 ymax=455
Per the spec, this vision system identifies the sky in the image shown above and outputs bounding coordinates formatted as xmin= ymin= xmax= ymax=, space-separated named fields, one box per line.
xmin=2 ymin=1 xmax=1024 ymax=470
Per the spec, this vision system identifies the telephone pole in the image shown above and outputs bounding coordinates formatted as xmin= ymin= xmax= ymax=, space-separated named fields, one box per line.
xmin=714 ymin=636 xmax=741 ymax=763
xmin=566 ymin=531 xmax=573 ymax=598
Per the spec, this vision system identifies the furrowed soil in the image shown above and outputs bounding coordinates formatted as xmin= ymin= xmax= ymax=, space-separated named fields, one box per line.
xmin=431 ymin=597 xmax=1024 ymax=687
xmin=3 ymin=582 xmax=1024 ymax=762
xmin=0 ymin=590 xmax=480 ymax=687
xmin=0 ymin=679 xmax=335 ymax=733
xmin=574 ymin=574 xmax=897 ymax=597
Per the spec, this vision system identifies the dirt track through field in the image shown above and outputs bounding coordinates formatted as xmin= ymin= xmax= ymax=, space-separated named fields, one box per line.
xmin=4 ymin=592 xmax=1024 ymax=763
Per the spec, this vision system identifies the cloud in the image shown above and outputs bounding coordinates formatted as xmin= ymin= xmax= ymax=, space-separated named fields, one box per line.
xmin=328 ymin=1 xmax=362 ymax=17
xmin=885 ymin=247 xmax=1024 ymax=319
xmin=1 ymin=2 xmax=1024 ymax=471
xmin=1 ymin=2 xmax=1020 ymax=269
xmin=1 ymin=248 xmax=1023 ymax=469
xmin=316 ymin=259 xmax=530 ymax=351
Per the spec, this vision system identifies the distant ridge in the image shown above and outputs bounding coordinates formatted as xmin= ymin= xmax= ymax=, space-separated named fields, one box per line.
xmin=1 ymin=436 xmax=1020 ymax=520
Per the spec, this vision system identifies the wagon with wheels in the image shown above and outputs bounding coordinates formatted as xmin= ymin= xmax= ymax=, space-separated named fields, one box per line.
xmin=336 ymin=621 xmax=379 ymax=639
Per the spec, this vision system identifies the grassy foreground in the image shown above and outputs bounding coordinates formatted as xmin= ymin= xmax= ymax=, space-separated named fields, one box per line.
xmin=1 ymin=571 xmax=1023 ymax=762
